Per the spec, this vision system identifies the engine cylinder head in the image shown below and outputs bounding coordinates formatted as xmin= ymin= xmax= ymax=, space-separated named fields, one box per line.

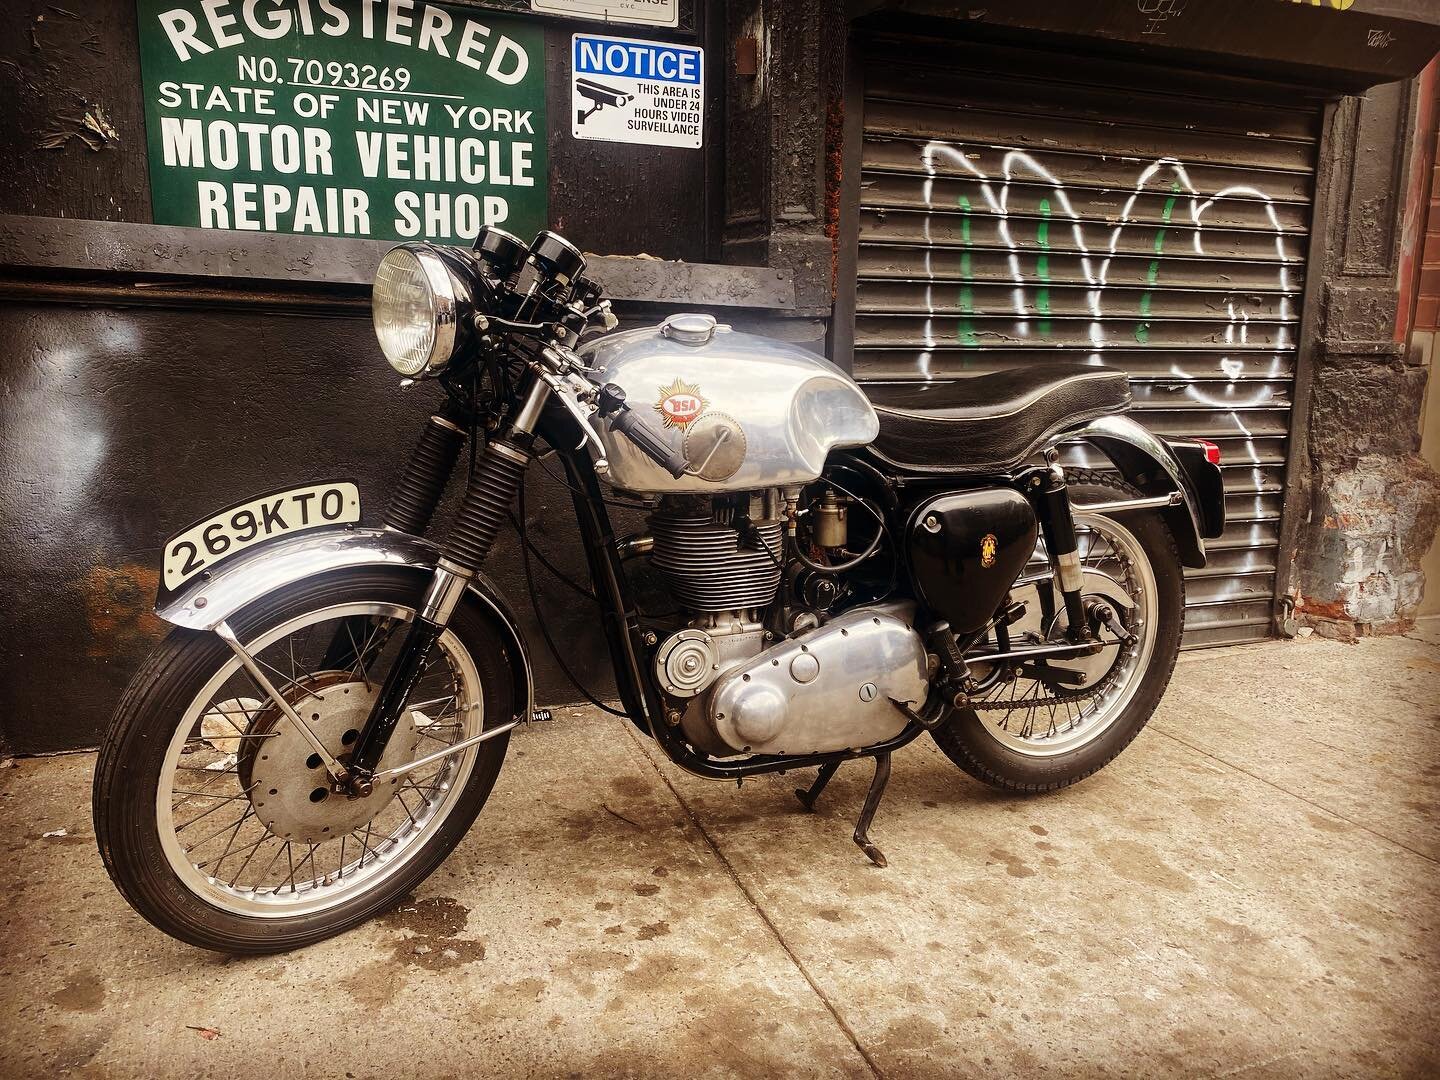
xmin=649 ymin=503 xmax=783 ymax=613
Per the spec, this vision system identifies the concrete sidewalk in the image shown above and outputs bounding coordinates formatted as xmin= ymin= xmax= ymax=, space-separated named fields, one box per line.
xmin=2 ymin=627 xmax=1438 ymax=1078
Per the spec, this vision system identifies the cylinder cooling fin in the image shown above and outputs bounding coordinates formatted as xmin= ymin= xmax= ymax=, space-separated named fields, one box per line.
xmin=648 ymin=501 xmax=784 ymax=613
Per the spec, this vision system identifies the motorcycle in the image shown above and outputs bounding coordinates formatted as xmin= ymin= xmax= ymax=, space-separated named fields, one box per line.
xmin=93 ymin=226 xmax=1225 ymax=953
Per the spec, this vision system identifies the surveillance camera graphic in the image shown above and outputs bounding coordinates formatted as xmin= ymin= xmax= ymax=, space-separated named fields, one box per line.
xmin=575 ymin=78 xmax=634 ymax=125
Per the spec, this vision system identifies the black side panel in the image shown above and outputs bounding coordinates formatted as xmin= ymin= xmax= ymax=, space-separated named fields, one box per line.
xmin=907 ymin=488 xmax=1038 ymax=635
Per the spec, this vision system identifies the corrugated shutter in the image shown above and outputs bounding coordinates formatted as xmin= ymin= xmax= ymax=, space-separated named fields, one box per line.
xmin=852 ymin=37 xmax=1323 ymax=648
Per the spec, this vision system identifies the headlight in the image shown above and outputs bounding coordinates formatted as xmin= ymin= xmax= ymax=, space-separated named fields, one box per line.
xmin=372 ymin=244 xmax=469 ymax=377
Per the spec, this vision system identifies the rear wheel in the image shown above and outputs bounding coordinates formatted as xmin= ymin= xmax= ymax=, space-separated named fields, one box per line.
xmin=931 ymin=472 xmax=1184 ymax=792
xmin=93 ymin=567 xmax=513 ymax=953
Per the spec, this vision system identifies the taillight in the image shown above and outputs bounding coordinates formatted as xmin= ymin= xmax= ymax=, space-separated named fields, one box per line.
xmin=1198 ymin=439 xmax=1221 ymax=465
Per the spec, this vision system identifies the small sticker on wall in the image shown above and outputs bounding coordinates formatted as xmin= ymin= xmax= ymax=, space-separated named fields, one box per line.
xmin=532 ymin=0 xmax=678 ymax=28
xmin=571 ymin=34 xmax=703 ymax=149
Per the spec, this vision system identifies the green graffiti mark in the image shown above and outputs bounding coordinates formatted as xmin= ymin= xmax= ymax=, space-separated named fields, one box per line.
xmin=957 ymin=194 xmax=977 ymax=347
xmin=1136 ymin=182 xmax=1181 ymax=345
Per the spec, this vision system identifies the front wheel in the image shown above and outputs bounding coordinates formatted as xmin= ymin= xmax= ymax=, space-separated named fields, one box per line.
xmin=931 ymin=472 xmax=1185 ymax=793
xmin=93 ymin=567 xmax=513 ymax=953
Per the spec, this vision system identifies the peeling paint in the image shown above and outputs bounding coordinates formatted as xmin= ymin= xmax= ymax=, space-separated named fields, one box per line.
xmin=38 ymin=105 xmax=119 ymax=152
xmin=77 ymin=564 xmax=166 ymax=659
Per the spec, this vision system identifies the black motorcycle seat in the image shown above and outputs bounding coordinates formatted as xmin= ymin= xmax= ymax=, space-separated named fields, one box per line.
xmin=864 ymin=365 xmax=1132 ymax=474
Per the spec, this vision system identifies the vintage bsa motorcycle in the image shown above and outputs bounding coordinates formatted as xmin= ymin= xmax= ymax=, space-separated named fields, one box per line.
xmin=94 ymin=226 xmax=1225 ymax=952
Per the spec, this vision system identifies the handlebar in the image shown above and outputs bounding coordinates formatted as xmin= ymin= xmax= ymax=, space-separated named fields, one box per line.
xmin=607 ymin=403 xmax=690 ymax=479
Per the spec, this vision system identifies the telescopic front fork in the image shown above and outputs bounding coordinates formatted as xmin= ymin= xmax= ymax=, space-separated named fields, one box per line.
xmin=344 ymin=375 xmax=553 ymax=791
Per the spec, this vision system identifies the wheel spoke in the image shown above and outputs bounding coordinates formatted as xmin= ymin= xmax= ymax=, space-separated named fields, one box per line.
xmin=175 ymin=783 xmax=260 ymax=834
xmin=254 ymin=836 xmax=291 ymax=888
xmin=157 ymin=600 xmax=483 ymax=914
xmin=977 ymin=507 xmax=1158 ymax=757
xmin=186 ymin=805 xmax=254 ymax=856
xmin=225 ymin=831 xmax=273 ymax=887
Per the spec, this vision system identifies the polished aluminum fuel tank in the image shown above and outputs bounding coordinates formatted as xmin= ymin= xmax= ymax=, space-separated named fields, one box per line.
xmin=581 ymin=314 xmax=879 ymax=495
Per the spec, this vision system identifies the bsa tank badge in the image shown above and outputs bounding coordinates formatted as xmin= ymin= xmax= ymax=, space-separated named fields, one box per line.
xmin=980 ymin=533 xmax=999 ymax=569
xmin=655 ymin=378 xmax=709 ymax=430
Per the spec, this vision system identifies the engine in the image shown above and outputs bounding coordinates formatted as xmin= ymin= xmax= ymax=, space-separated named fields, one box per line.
xmin=644 ymin=490 xmax=929 ymax=758
xmin=647 ymin=493 xmax=779 ymax=712
xmin=648 ymin=495 xmax=784 ymax=614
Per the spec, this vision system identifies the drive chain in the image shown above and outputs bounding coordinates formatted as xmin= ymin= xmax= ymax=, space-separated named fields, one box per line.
xmin=966 ymin=684 xmax=1107 ymax=711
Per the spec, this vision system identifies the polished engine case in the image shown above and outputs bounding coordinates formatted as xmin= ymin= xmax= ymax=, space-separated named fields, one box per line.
xmin=700 ymin=604 xmax=929 ymax=757
xmin=581 ymin=318 xmax=878 ymax=494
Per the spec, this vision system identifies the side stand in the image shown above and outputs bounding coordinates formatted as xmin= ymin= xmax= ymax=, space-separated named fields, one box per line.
xmin=853 ymin=753 xmax=892 ymax=868
xmin=794 ymin=761 xmax=839 ymax=812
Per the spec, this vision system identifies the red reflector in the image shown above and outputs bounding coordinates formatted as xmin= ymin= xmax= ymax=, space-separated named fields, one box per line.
xmin=1199 ymin=439 xmax=1221 ymax=465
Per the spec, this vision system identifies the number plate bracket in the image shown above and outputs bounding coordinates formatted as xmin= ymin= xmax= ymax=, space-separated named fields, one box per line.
xmin=158 ymin=481 xmax=361 ymax=604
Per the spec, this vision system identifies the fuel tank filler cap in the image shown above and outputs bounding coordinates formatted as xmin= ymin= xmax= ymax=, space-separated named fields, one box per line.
xmin=660 ymin=312 xmax=721 ymax=345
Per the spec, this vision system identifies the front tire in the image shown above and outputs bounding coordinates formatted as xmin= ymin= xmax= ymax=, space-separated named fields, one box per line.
xmin=93 ymin=567 xmax=513 ymax=953
xmin=931 ymin=472 xmax=1185 ymax=793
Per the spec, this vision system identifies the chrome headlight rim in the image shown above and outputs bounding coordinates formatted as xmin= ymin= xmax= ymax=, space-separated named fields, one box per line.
xmin=373 ymin=243 xmax=464 ymax=378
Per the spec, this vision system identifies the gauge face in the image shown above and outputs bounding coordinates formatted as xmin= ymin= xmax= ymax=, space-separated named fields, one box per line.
xmin=683 ymin=412 xmax=746 ymax=482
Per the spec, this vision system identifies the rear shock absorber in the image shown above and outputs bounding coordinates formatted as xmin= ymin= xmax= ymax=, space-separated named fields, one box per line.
xmin=1036 ymin=451 xmax=1090 ymax=642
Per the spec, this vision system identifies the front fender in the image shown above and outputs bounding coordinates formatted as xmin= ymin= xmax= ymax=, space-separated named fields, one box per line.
xmin=1049 ymin=414 xmax=1212 ymax=569
xmin=156 ymin=527 xmax=535 ymax=721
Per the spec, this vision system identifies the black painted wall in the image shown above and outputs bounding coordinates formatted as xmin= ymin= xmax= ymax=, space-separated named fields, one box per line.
xmin=0 ymin=300 xmax=668 ymax=754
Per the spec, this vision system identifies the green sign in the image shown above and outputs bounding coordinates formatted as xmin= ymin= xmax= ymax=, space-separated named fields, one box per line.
xmin=136 ymin=1 xmax=547 ymax=243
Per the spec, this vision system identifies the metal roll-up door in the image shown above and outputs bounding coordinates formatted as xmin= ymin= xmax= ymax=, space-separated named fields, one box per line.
xmin=851 ymin=37 xmax=1323 ymax=648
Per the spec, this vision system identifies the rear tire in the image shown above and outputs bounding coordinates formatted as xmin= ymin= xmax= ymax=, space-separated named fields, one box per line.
xmin=931 ymin=472 xmax=1184 ymax=793
xmin=93 ymin=567 xmax=513 ymax=953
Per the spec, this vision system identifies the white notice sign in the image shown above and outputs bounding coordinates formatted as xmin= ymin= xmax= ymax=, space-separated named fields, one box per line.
xmin=533 ymin=0 xmax=679 ymax=28
xmin=571 ymin=34 xmax=704 ymax=149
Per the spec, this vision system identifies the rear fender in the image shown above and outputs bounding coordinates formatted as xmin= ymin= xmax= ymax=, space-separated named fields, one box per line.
xmin=1047 ymin=414 xmax=1211 ymax=569
xmin=155 ymin=527 xmax=535 ymax=722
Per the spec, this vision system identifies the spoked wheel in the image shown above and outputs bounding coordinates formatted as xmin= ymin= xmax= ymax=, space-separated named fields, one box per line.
xmin=94 ymin=568 xmax=513 ymax=952
xmin=931 ymin=472 xmax=1184 ymax=792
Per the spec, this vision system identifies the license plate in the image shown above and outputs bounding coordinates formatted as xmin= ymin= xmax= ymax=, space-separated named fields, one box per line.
xmin=162 ymin=482 xmax=361 ymax=591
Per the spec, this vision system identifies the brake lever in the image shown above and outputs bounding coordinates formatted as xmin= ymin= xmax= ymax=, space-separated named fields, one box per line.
xmin=533 ymin=366 xmax=611 ymax=474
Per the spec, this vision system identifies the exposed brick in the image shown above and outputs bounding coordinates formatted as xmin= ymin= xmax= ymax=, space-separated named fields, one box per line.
xmin=1296 ymin=454 xmax=1440 ymax=626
